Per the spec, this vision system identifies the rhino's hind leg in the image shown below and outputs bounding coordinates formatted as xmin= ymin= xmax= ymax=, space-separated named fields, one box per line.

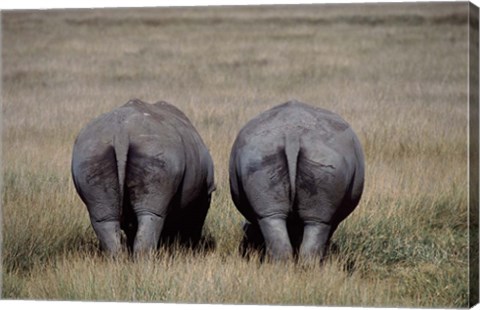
xmin=129 ymin=191 xmax=172 ymax=255
xmin=73 ymin=146 xmax=123 ymax=256
xmin=127 ymin=144 xmax=182 ymax=255
xmin=258 ymin=216 xmax=293 ymax=261
xmin=133 ymin=212 xmax=165 ymax=254
xmin=299 ymin=222 xmax=332 ymax=263
xmin=165 ymin=194 xmax=211 ymax=248
xmin=91 ymin=219 xmax=122 ymax=255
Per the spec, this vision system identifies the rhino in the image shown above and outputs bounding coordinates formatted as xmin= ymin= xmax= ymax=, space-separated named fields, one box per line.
xmin=71 ymin=99 xmax=215 ymax=256
xmin=229 ymin=100 xmax=364 ymax=262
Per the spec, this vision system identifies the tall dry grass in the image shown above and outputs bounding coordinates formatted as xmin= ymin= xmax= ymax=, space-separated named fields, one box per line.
xmin=1 ymin=2 xmax=472 ymax=307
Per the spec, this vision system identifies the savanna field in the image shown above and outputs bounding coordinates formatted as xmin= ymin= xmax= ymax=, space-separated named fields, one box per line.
xmin=1 ymin=2 xmax=475 ymax=307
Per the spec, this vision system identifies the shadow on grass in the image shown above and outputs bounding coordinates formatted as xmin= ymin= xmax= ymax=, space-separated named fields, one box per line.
xmin=3 ymin=231 xmax=98 ymax=275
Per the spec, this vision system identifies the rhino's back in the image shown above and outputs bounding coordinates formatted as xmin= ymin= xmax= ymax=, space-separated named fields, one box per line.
xmin=247 ymin=101 xmax=346 ymax=135
xmin=74 ymin=99 xmax=203 ymax=150
xmin=233 ymin=100 xmax=354 ymax=154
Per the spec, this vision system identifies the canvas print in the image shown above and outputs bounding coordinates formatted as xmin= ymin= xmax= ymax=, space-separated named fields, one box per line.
xmin=1 ymin=1 xmax=479 ymax=308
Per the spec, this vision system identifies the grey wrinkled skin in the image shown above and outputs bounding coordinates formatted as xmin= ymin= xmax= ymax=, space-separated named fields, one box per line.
xmin=229 ymin=100 xmax=364 ymax=262
xmin=72 ymin=99 xmax=215 ymax=256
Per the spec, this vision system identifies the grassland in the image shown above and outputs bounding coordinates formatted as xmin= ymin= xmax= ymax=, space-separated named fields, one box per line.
xmin=1 ymin=2 xmax=473 ymax=307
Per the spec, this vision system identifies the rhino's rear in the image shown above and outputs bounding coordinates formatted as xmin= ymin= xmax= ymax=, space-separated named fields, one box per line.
xmin=72 ymin=99 xmax=214 ymax=256
xmin=229 ymin=100 xmax=364 ymax=262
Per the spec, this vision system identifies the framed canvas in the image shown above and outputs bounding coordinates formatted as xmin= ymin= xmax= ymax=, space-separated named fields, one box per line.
xmin=1 ymin=1 xmax=479 ymax=309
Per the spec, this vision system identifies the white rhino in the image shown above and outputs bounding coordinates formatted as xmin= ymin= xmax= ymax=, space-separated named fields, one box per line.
xmin=229 ymin=100 xmax=364 ymax=262
xmin=72 ymin=99 xmax=215 ymax=256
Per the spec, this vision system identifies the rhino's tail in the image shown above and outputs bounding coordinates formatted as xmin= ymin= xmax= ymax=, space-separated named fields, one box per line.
xmin=284 ymin=132 xmax=300 ymax=204
xmin=113 ymin=126 xmax=129 ymax=212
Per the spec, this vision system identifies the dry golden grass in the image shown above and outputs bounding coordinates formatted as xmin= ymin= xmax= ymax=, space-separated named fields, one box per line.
xmin=1 ymin=2 xmax=472 ymax=307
